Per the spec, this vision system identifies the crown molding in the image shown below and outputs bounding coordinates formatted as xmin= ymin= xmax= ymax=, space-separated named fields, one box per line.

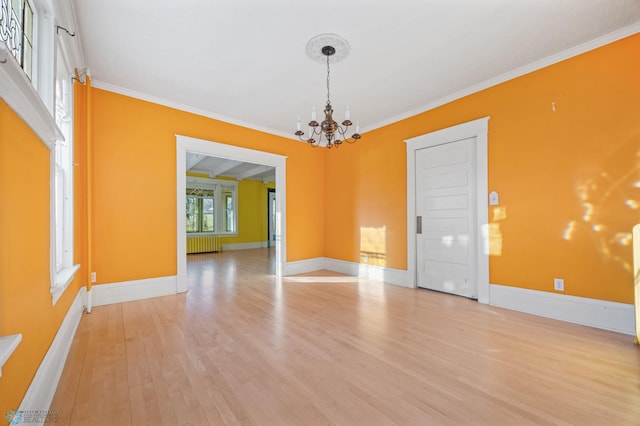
xmin=91 ymin=22 xmax=638 ymax=138
xmin=90 ymin=80 xmax=295 ymax=140
xmin=365 ymin=21 xmax=640 ymax=133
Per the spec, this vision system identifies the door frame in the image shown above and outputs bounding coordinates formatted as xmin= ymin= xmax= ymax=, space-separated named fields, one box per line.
xmin=405 ymin=117 xmax=490 ymax=304
xmin=267 ymin=188 xmax=276 ymax=248
xmin=176 ymin=135 xmax=287 ymax=293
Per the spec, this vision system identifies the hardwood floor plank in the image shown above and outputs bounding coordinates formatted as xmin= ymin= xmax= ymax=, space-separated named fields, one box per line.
xmin=49 ymin=249 xmax=640 ymax=425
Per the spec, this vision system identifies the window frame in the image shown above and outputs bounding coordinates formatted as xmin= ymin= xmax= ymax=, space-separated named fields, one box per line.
xmin=186 ymin=177 xmax=238 ymax=236
xmin=1 ymin=0 xmax=35 ymax=80
xmin=50 ymin=36 xmax=78 ymax=304
xmin=186 ymin=189 xmax=215 ymax=233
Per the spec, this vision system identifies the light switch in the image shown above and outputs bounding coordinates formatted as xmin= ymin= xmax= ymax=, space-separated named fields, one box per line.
xmin=489 ymin=191 xmax=499 ymax=206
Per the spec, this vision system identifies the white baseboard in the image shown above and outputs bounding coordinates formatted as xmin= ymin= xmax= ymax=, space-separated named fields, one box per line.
xmin=91 ymin=276 xmax=177 ymax=307
xmin=221 ymin=241 xmax=269 ymax=251
xmin=285 ymin=257 xmax=411 ymax=288
xmin=323 ymin=258 xmax=412 ymax=288
xmin=490 ymin=284 xmax=635 ymax=335
xmin=284 ymin=257 xmax=327 ymax=276
xmin=19 ymin=287 xmax=86 ymax=421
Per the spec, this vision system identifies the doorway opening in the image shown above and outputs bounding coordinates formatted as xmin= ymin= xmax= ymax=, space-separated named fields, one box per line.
xmin=176 ymin=135 xmax=287 ymax=293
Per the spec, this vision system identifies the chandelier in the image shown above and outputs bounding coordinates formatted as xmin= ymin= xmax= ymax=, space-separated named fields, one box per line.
xmin=295 ymin=34 xmax=361 ymax=149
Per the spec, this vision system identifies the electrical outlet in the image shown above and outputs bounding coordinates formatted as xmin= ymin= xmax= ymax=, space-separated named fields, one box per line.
xmin=554 ymin=278 xmax=564 ymax=291
xmin=90 ymin=272 xmax=96 ymax=283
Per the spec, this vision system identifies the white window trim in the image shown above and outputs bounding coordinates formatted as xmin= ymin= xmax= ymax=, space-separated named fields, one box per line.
xmin=0 ymin=0 xmax=82 ymax=305
xmin=186 ymin=176 xmax=239 ymax=235
xmin=0 ymin=41 xmax=61 ymax=146
xmin=50 ymin=24 xmax=78 ymax=305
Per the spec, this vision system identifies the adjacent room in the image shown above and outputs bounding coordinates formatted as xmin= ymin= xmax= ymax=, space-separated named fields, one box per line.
xmin=1 ymin=1 xmax=640 ymax=424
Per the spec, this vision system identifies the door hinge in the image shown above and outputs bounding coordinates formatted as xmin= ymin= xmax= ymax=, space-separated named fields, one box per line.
xmin=417 ymin=216 xmax=422 ymax=234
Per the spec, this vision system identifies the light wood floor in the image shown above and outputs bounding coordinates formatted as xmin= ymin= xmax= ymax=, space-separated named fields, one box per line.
xmin=50 ymin=248 xmax=640 ymax=425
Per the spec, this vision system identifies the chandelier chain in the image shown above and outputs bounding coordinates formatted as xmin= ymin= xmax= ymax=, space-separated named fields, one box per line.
xmin=326 ymin=54 xmax=331 ymax=104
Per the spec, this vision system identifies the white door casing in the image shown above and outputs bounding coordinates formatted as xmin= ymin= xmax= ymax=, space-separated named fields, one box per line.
xmin=405 ymin=117 xmax=490 ymax=304
xmin=176 ymin=135 xmax=287 ymax=293
xmin=268 ymin=190 xmax=277 ymax=248
xmin=416 ymin=138 xmax=477 ymax=297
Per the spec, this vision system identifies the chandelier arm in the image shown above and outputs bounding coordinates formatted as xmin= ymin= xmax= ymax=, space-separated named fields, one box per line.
xmin=336 ymin=125 xmax=348 ymax=140
xmin=312 ymin=128 xmax=324 ymax=147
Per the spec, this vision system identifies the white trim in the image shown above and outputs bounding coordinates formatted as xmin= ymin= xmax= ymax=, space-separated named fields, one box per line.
xmin=490 ymin=284 xmax=635 ymax=335
xmin=405 ymin=117 xmax=490 ymax=303
xmin=50 ymin=34 xmax=77 ymax=306
xmin=90 ymin=24 xmax=639 ymax=139
xmin=633 ymin=224 xmax=640 ymax=341
xmin=186 ymin=176 xmax=239 ymax=234
xmin=51 ymin=263 xmax=80 ymax=305
xmin=93 ymin=80 xmax=294 ymax=140
xmin=51 ymin=0 xmax=85 ymax=72
xmin=324 ymin=258 xmax=411 ymax=288
xmin=366 ymin=22 xmax=640 ymax=133
xmin=0 ymin=334 xmax=22 ymax=378
xmin=90 ymin=276 xmax=177 ymax=307
xmin=177 ymin=135 xmax=287 ymax=293
xmin=221 ymin=241 xmax=269 ymax=251
xmin=0 ymin=43 xmax=61 ymax=148
xmin=284 ymin=257 xmax=327 ymax=276
xmin=285 ymin=257 xmax=411 ymax=288
xmin=18 ymin=287 xmax=85 ymax=418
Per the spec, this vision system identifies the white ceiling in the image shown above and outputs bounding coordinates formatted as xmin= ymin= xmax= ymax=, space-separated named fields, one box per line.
xmin=71 ymin=0 xmax=640 ymax=140
xmin=186 ymin=152 xmax=275 ymax=182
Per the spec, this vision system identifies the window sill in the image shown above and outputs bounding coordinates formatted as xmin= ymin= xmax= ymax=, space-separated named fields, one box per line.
xmin=51 ymin=264 xmax=80 ymax=305
xmin=0 ymin=43 xmax=62 ymax=148
xmin=0 ymin=334 xmax=22 ymax=378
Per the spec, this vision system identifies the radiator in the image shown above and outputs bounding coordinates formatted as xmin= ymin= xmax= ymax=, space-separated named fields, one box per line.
xmin=187 ymin=236 xmax=221 ymax=254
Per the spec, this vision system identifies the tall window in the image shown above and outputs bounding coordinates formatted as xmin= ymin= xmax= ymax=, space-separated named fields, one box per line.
xmin=0 ymin=0 xmax=34 ymax=79
xmin=222 ymin=189 xmax=234 ymax=233
xmin=51 ymin=44 xmax=77 ymax=303
xmin=186 ymin=189 xmax=215 ymax=233
xmin=186 ymin=178 xmax=237 ymax=235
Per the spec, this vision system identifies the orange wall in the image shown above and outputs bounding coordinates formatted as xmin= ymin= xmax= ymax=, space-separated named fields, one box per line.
xmin=3 ymin=26 xmax=636 ymax=420
xmin=0 ymin=100 xmax=82 ymax=416
xmin=89 ymin=89 xmax=325 ymax=284
xmin=325 ymin=34 xmax=640 ymax=303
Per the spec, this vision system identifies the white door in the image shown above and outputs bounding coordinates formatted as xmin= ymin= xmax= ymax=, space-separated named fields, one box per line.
xmin=416 ymin=137 xmax=477 ymax=298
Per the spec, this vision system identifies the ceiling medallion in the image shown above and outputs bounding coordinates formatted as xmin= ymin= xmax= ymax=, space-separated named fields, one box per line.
xmin=295 ymin=33 xmax=361 ymax=149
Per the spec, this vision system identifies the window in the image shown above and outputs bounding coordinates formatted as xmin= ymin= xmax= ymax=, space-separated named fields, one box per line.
xmin=1 ymin=0 xmax=34 ymax=80
xmin=51 ymin=43 xmax=78 ymax=303
xmin=0 ymin=0 xmax=80 ymax=304
xmin=186 ymin=177 xmax=237 ymax=235
xmin=186 ymin=189 xmax=215 ymax=233
xmin=222 ymin=189 xmax=234 ymax=233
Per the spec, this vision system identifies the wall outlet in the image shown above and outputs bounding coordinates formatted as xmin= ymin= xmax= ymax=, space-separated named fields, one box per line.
xmin=554 ymin=278 xmax=564 ymax=291
xmin=90 ymin=272 xmax=96 ymax=283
